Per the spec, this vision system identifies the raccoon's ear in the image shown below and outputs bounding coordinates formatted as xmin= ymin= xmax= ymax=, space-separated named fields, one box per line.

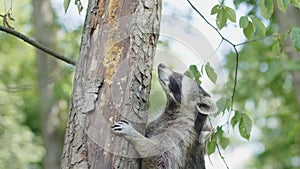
xmin=196 ymin=96 xmax=216 ymax=115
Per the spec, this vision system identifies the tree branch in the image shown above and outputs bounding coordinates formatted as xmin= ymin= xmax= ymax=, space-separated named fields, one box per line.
xmin=0 ymin=25 xmax=76 ymax=66
xmin=235 ymin=33 xmax=287 ymax=46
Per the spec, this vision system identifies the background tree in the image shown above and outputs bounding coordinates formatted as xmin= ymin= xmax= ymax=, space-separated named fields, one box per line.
xmin=32 ymin=0 xmax=65 ymax=168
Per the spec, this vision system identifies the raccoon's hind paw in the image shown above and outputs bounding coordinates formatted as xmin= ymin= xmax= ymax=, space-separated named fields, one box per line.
xmin=111 ymin=120 xmax=133 ymax=135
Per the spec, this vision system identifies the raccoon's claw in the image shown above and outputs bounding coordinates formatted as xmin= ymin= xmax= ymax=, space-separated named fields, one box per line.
xmin=120 ymin=120 xmax=129 ymax=124
xmin=111 ymin=120 xmax=132 ymax=135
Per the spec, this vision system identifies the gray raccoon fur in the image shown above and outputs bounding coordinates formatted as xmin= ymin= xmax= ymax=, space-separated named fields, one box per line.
xmin=112 ymin=63 xmax=216 ymax=169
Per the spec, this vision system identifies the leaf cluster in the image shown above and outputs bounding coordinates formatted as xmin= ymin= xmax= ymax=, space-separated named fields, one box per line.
xmin=185 ymin=64 xmax=253 ymax=155
xmin=184 ymin=63 xmax=217 ymax=85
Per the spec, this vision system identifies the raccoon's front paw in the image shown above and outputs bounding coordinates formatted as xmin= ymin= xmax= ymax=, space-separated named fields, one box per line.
xmin=111 ymin=120 xmax=134 ymax=136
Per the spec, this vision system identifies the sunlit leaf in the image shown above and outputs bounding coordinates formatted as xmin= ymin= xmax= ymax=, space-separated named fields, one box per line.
xmin=231 ymin=110 xmax=242 ymax=128
xmin=226 ymin=97 xmax=231 ymax=111
xmin=239 ymin=16 xmax=249 ymax=28
xmin=211 ymin=4 xmax=221 ymax=15
xmin=216 ymin=8 xmax=227 ymax=29
xmin=219 ymin=136 xmax=229 ymax=149
xmin=251 ymin=17 xmax=266 ymax=37
xmin=243 ymin=22 xmax=255 ymax=39
xmin=225 ymin=6 xmax=236 ymax=22
xmin=185 ymin=65 xmax=202 ymax=85
xmin=64 ymin=0 xmax=71 ymax=13
xmin=277 ymin=0 xmax=290 ymax=12
xmin=206 ymin=133 xmax=216 ymax=155
xmin=201 ymin=64 xmax=205 ymax=75
xmin=290 ymin=27 xmax=300 ymax=50
xmin=205 ymin=63 xmax=217 ymax=84
xmin=239 ymin=113 xmax=252 ymax=140
xmin=216 ymin=126 xmax=229 ymax=149
xmin=260 ymin=0 xmax=274 ymax=19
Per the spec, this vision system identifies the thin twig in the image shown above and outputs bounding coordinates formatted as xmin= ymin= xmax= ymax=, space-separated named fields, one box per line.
xmin=186 ymin=0 xmax=238 ymax=110
xmin=208 ymin=118 xmax=230 ymax=169
xmin=186 ymin=1 xmax=289 ymax=112
xmin=0 ymin=25 xmax=76 ymax=66
xmin=208 ymin=39 xmax=223 ymax=58
xmin=235 ymin=32 xmax=287 ymax=46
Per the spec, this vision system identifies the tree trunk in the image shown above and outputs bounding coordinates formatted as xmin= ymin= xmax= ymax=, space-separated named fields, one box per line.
xmin=274 ymin=4 xmax=300 ymax=112
xmin=32 ymin=0 xmax=64 ymax=168
xmin=61 ymin=0 xmax=161 ymax=168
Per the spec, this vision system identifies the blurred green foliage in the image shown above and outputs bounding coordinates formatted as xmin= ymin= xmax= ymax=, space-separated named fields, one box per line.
xmin=0 ymin=0 xmax=80 ymax=168
xmin=225 ymin=39 xmax=300 ymax=169
xmin=223 ymin=1 xmax=300 ymax=168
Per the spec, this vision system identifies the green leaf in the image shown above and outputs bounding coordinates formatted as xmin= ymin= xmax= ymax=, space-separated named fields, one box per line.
xmin=290 ymin=27 xmax=300 ymax=50
xmin=219 ymin=136 xmax=229 ymax=149
xmin=216 ymin=96 xmax=226 ymax=113
xmin=216 ymin=126 xmax=223 ymax=134
xmin=64 ymin=0 xmax=71 ymax=13
xmin=205 ymin=63 xmax=217 ymax=84
xmin=211 ymin=4 xmax=221 ymax=15
xmin=231 ymin=110 xmax=242 ymax=128
xmin=216 ymin=8 xmax=227 ymax=29
xmin=243 ymin=22 xmax=255 ymax=39
xmin=206 ymin=134 xmax=216 ymax=155
xmin=260 ymin=0 xmax=274 ymax=19
xmin=239 ymin=113 xmax=252 ymax=140
xmin=75 ymin=0 xmax=84 ymax=13
xmin=277 ymin=0 xmax=290 ymax=12
xmin=251 ymin=17 xmax=266 ymax=37
xmin=216 ymin=126 xmax=229 ymax=149
xmin=225 ymin=97 xmax=231 ymax=111
xmin=200 ymin=64 xmax=205 ymax=75
xmin=239 ymin=16 xmax=249 ymax=28
xmin=184 ymin=65 xmax=202 ymax=85
xmin=225 ymin=6 xmax=236 ymax=22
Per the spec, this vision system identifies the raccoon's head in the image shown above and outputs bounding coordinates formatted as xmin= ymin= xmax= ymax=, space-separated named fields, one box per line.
xmin=158 ymin=63 xmax=216 ymax=115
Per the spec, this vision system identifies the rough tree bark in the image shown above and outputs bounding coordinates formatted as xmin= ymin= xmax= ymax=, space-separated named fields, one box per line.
xmin=61 ymin=0 xmax=161 ymax=168
xmin=32 ymin=0 xmax=64 ymax=169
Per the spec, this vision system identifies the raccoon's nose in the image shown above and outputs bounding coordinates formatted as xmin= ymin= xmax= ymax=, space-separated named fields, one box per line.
xmin=158 ymin=63 xmax=166 ymax=69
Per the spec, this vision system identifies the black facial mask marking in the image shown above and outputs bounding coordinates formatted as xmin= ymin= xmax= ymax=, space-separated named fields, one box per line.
xmin=194 ymin=112 xmax=207 ymax=136
xmin=169 ymin=73 xmax=183 ymax=103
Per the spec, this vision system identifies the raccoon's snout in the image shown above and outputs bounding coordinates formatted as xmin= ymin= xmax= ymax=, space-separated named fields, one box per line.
xmin=158 ymin=64 xmax=168 ymax=84
xmin=158 ymin=63 xmax=166 ymax=69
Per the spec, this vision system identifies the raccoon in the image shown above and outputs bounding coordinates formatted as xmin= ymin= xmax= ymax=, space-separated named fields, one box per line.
xmin=112 ymin=63 xmax=216 ymax=169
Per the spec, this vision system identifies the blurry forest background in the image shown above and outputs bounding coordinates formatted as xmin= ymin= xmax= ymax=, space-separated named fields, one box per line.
xmin=1 ymin=0 xmax=300 ymax=169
